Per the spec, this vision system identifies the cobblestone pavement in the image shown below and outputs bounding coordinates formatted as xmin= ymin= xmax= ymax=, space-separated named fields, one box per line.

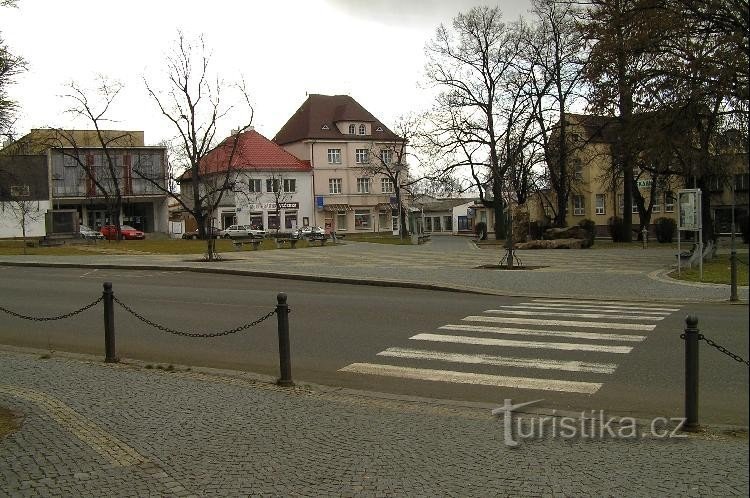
xmin=1 ymin=236 xmax=747 ymax=302
xmin=0 ymin=349 xmax=748 ymax=497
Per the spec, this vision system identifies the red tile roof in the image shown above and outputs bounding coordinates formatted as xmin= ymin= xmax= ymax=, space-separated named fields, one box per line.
xmin=273 ymin=94 xmax=402 ymax=145
xmin=181 ymin=129 xmax=312 ymax=180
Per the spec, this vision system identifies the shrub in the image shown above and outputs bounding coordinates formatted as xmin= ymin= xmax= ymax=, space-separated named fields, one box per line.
xmin=607 ymin=216 xmax=626 ymax=242
xmin=474 ymin=221 xmax=488 ymax=240
xmin=739 ymin=214 xmax=749 ymax=244
xmin=578 ymin=219 xmax=596 ymax=247
xmin=654 ymin=217 xmax=677 ymax=243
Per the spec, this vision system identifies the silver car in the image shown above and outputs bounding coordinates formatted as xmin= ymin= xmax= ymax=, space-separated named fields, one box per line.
xmin=219 ymin=225 xmax=266 ymax=239
xmin=79 ymin=224 xmax=105 ymax=240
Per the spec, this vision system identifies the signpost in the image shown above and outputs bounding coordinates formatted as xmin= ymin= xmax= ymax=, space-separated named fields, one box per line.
xmin=677 ymin=189 xmax=702 ymax=280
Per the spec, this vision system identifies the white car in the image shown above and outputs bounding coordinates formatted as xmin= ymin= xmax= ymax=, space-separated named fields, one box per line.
xmin=219 ymin=225 xmax=266 ymax=239
xmin=79 ymin=224 xmax=105 ymax=240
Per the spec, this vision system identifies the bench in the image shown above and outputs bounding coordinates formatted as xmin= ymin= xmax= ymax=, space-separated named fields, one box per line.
xmin=418 ymin=234 xmax=431 ymax=244
xmin=307 ymin=235 xmax=328 ymax=246
xmin=232 ymin=237 xmax=264 ymax=251
xmin=275 ymin=238 xmax=299 ymax=249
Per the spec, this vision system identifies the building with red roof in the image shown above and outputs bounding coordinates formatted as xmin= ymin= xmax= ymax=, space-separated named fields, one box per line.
xmin=179 ymin=128 xmax=314 ymax=232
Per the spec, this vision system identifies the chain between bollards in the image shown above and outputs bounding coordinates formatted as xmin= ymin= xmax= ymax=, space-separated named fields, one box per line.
xmin=276 ymin=292 xmax=293 ymax=387
xmin=103 ymin=282 xmax=119 ymax=363
xmin=682 ymin=315 xmax=700 ymax=432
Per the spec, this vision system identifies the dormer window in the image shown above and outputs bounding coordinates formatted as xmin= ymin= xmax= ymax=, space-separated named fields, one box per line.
xmin=348 ymin=124 xmax=356 ymax=134
xmin=358 ymin=124 xmax=366 ymax=135
xmin=321 ymin=124 xmax=330 ymax=130
xmin=375 ymin=126 xmax=383 ymax=132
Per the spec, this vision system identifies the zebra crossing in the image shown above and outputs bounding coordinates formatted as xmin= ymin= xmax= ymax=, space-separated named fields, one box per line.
xmin=339 ymin=298 xmax=681 ymax=395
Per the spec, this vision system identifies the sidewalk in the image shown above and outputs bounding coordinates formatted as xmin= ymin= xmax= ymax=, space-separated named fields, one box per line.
xmin=0 ymin=237 xmax=747 ymax=302
xmin=1 ymin=348 xmax=748 ymax=496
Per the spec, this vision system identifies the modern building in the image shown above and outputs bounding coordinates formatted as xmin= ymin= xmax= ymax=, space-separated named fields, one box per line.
xmin=414 ymin=196 xmax=477 ymax=235
xmin=178 ymin=129 xmax=313 ymax=233
xmin=0 ymin=155 xmax=50 ymax=238
xmin=273 ymin=94 xmax=406 ymax=235
xmin=1 ymin=129 xmax=169 ymax=236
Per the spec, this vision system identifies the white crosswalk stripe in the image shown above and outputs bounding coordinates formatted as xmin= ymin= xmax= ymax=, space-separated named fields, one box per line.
xmin=339 ymin=300 xmax=681 ymax=395
xmin=377 ymin=347 xmax=618 ymax=374
xmin=483 ymin=309 xmax=665 ymax=321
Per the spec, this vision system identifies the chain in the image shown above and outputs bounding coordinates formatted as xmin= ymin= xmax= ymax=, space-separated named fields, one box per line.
xmin=0 ymin=296 xmax=103 ymax=321
xmin=113 ymin=296 xmax=276 ymax=338
xmin=700 ymin=335 xmax=750 ymax=366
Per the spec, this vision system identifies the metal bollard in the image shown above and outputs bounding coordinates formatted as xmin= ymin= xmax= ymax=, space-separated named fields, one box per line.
xmin=103 ymin=282 xmax=118 ymax=363
xmin=730 ymin=250 xmax=738 ymax=302
xmin=683 ymin=315 xmax=700 ymax=431
xmin=276 ymin=292 xmax=293 ymax=386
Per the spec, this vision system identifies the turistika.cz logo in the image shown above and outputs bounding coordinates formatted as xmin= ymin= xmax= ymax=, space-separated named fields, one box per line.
xmin=492 ymin=399 xmax=687 ymax=447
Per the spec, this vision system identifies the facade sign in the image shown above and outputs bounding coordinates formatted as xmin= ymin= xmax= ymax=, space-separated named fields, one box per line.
xmin=678 ymin=189 xmax=701 ymax=231
xmin=245 ymin=202 xmax=299 ymax=211
xmin=637 ymin=179 xmax=652 ymax=188
xmin=316 ymin=196 xmax=324 ymax=208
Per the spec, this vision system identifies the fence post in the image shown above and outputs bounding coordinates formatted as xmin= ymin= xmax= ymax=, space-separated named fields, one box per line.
xmin=276 ymin=292 xmax=293 ymax=386
xmin=683 ymin=315 xmax=699 ymax=431
xmin=103 ymin=282 xmax=118 ymax=363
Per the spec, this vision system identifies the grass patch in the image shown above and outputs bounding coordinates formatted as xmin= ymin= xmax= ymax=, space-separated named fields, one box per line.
xmin=670 ymin=254 xmax=749 ymax=285
xmin=342 ymin=233 xmax=413 ymax=245
xmin=0 ymin=237 xmax=333 ymax=256
xmin=0 ymin=407 xmax=20 ymax=440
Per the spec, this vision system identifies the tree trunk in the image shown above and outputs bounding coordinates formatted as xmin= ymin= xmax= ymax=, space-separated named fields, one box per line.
xmin=492 ymin=180 xmax=506 ymax=240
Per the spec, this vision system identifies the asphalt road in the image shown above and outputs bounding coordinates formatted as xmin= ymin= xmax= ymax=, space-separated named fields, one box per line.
xmin=0 ymin=266 xmax=747 ymax=425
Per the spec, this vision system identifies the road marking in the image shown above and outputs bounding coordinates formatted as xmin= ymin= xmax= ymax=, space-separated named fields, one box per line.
xmin=410 ymin=333 xmax=633 ymax=353
xmin=463 ymin=316 xmax=656 ymax=331
xmin=532 ymin=299 xmax=680 ymax=310
xmin=79 ymin=269 xmax=99 ymax=278
xmin=499 ymin=304 xmax=671 ymax=316
xmin=377 ymin=347 xmax=618 ymax=374
xmin=339 ymin=363 xmax=602 ymax=394
xmin=484 ymin=309 xmax=664 ymax=321
xmin=439 ymin=324 xmax=645 ymax=342
xmin=518 ymin=302 xmax=679 ymax=313
xmin=0 ymin=385 xmax=146 ymax=467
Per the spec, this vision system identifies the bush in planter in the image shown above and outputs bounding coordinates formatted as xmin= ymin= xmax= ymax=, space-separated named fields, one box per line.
xmin=607 ymin=216 xmax=626 ymax=242
xmin=474 ymin=221 xmax=488 ymax=240
xmin=654 ymin=217 xmax=677 ymax=243
xmin=578 ymin=218 xmax=596 ymax=247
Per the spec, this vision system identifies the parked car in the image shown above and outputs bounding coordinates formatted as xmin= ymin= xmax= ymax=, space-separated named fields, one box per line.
xmin=219 ymin=225 xmax=266 ymax=239
xmin=292 ymin=226 xmax=325 ymax=239
xmin=182 ymin=227 xmax=221 ymax=240
xmin=100 ymin=224 xmax=145 ymax=240
xmin=78 ymin=224 xmax=105 ymax=240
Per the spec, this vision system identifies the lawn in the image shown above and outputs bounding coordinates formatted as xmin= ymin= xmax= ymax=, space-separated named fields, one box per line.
xmin=0 ymin=237 xmax=335 ymax=256
xmin=670 ymin=254 xmax=749 ymax=286
xmin=341 ymin=233 xmax=413 ymax=245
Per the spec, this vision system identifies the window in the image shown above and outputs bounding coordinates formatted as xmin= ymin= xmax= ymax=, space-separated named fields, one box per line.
xmin=283 ymin=179 xmax=296 ymax=193
xmin=327 ymin=149 xmax=341 ymax=164
xmin=652 ymin=195 xmax=661 ymax=213
xmin=381 ymin=178 xmax=394 ymax=193
xmin=573 ymin=195 xmax=585 ymax=216
xmin=284 ymin=211 xmax=297 ymax=229
xmin=433 ymin=216 xmax=442 ymax=231
xmin=248 ymin=179 xmax=261 ymax=193
xmin=574 ymin=161 xmax=583 ymax=180
xmin=595 ymin=194 xmax=605 ymax=215
xmin=267 ymin=212 xmax=280 ymax=230
xmin=425 ymin=217 xmax=432 ymax=231
xmin=250 ymin=213 xmax=263 ymax=230
xmin=10 ymin=185 xmax=30 ymax=197
xmin=444 ymin=216 xmax=453 ymax=231
xmin=321 ymin=124 xmax=329 ymax=130
xmin=266 ymin=178 xmax=279 ymax=193
xmin=336 ymin=212 xmax=347 ymax=231
xmin=632 ymin=202 xmax=639 ymax=214
xmin=329 ymin=178 xmax=342 ymax=194
xmin=376 ymin=126 xmax=383 ymax=132
xmin=458 ymin=216 xmax=469 ymax=231
xmin=358 ymin=124 xmax=366 ymax=135
xmin=618 ymin=193 xmax=624 ymax=212
xmin=355 ymin=149 xmax=369 ymax=164
xmin=665 ymin=192 xmax=675 ymax=212
xmin=354 ymin=209 xmax=371 ymax=229
xmin=348 ymin=124 xmax=356 ymax=134
xmin=380 ymin=149 xmax=392 ymax=165
xmin=357 ymin=177 xmax=370 ymax=194
xmin=735 ymin=173 xmax=749 ymax=191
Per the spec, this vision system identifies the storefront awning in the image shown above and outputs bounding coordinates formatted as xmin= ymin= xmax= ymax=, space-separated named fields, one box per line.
xmin=323 ymin=204 xmax=352 ymax=212
xmin=375 ymin=202 xmax=398 ymax=211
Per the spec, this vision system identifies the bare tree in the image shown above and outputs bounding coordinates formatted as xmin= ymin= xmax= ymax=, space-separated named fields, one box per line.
xmin=424 ymin=6 xmax=530 ymax=241
xmin=0 ymin=0 xmax=26 ymax=138
xmin=361 ymin=115 xmax=420 ymax=238
xmin=52 ymin=78 xmax=133 ymax=240
xmin=3 ymin=194 xmax=41 ymax=254
xmin=144 ymin=32 xmax=254 ymax=261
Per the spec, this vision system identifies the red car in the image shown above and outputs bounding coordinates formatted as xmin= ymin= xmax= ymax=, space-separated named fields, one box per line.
xmin=100 ymin=224 xmax=145 ymax=240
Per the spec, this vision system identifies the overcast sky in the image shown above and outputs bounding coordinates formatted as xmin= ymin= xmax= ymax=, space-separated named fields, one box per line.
xmin=4 ymin=0 xmax=532 ymax=145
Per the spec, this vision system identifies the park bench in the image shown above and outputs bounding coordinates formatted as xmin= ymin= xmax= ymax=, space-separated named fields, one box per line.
xmin=232 ymin=236 xmax=264 ymax=251
xmin=307 ymin=234 xmax=328 ymax=246
xmin=418 ymin=233 xmax=431 ymax=244
xmin=275 ymin=237 xmax=299 ymax=249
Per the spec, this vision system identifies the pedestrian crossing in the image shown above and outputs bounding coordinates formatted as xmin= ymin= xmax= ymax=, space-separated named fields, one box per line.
xmin=339 ymin=299 xmax=681 ymax=395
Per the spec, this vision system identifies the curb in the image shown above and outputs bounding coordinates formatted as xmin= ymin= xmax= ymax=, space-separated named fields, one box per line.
xmin=0 ymin=259 xmax=727 ymax=304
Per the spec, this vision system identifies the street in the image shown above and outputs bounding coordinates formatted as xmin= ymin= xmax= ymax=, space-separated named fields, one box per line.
xmin=1 ymin=266 xmax=747 ymax=425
